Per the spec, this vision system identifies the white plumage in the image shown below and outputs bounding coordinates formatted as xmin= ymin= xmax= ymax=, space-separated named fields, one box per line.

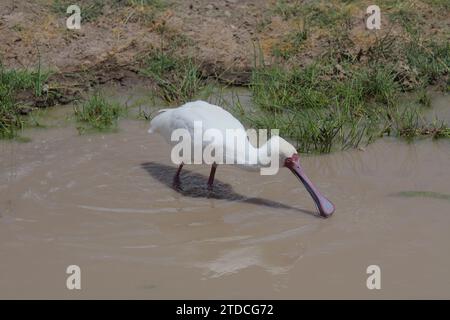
xmin=149 ymin=100 xmax=295 ymax=168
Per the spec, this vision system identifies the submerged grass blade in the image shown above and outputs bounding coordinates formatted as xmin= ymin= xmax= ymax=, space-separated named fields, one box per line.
xmin=394 ymin=191 xmax=450 ymax=202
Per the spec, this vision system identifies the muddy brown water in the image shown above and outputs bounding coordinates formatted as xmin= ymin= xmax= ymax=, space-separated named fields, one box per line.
xmin=1 ymin=100 xmax=450 ymax=299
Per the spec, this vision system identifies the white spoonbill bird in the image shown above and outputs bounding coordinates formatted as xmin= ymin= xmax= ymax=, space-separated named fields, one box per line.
xmin=148 ymin=100 xmax=335 ymax=217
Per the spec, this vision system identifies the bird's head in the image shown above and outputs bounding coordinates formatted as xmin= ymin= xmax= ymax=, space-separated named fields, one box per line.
xmin=270 ymin=136 xmax=335 ymax=218
xmin=272 ymin=136 xmax=298 ymax=166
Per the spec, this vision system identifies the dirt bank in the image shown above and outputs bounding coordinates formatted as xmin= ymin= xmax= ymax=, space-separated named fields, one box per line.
xmin=1 ymin=0 xmax=448 ymax=86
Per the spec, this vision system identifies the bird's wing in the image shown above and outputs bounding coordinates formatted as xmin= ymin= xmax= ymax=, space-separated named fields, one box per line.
xmin=148 ymin=101 xmax=250 ymax=148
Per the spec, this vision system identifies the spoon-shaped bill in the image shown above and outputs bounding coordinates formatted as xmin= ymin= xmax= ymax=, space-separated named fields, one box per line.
xmin=285 ymin=155 xmax=335 ymax=218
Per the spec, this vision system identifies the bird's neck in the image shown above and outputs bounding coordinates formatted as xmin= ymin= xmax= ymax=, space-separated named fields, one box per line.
xmin=240 ymin=137 xmax=279 ymax=169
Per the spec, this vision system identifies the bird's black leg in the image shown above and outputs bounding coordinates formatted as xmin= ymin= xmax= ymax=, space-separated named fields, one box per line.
xmin=173 ymin=162 xmax=184 ymax=188
xmin=207 ymin=162 xmax=218 ymax=190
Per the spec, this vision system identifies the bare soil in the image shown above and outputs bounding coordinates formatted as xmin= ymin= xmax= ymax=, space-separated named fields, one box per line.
xmin=1 ymin=0 xmax=449 ymax=86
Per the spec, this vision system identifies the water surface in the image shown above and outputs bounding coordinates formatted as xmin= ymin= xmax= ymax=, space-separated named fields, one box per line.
xmin=0 ymin=94 xmax=449 ymax=299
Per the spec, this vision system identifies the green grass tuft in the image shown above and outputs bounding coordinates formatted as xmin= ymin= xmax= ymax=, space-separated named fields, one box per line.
xmin=52 ymin=0 xmax=105 ymax=22
xmin=0 ymin=62 xmax=51 ymax=139
xmin=245 ymin=53 xmax=449 ymax=153
xmin=405 ymin=41 xmax=450 ymax=87
xmin=141 ymin=51 xmax=204 ymax=104
xmin=74 ymin=93 xmax=126 ymax=133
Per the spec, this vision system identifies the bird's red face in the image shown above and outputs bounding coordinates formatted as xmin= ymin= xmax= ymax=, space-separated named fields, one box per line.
xmin=284 ymin=153 xmax=335 ymax=218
